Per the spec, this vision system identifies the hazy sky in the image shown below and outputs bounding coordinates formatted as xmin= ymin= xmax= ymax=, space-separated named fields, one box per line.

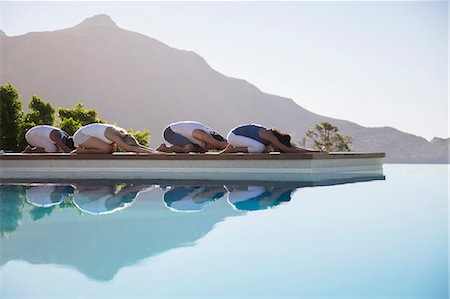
xmin=1 ymin=1 xmax=448 ymax=140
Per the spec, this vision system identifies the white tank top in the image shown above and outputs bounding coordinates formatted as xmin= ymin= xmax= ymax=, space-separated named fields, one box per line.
xmin=76 ymin=123 xmax=114 ymax=144
xmin=26 ymin=125 xmax=67 ymax=140
xmin=170 ymin=121 xmax=213 ymax=146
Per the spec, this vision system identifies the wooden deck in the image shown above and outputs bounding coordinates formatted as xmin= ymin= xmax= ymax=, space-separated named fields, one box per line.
xmin=0 ymin=152 xmax=385 ymax=160
xmin=0 ymin=152 xmax=385 ymax=182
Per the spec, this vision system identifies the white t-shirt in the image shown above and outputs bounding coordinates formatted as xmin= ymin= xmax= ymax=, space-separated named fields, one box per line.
xmin=169 ymin=121 xmax=213 ymax=146
xmin=75 ymin=123 xmax=114 ymax=144
xmin=73 ymin=186 xmax=134 ymax=215
xmin=164 ymin=186 xmax=216 ymax=212
xmin=26 ymin=185 xmax=63 ymax=207
xmin=26 ymin=125 xmax=68 ymax=140
xmin=227 ymin=186 xmax=266 ymax=205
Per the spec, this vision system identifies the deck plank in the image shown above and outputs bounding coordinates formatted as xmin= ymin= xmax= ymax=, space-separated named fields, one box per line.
xmin=0 ymin=152 xmax=385 ymax=160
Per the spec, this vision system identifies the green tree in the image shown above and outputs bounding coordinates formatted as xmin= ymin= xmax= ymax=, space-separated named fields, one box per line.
xmin=29 ymin=186 xmax=80 ymax=221
xmin=127 ymin=128 xmax=151 ymax=146
xmin=59 ymin=103 xmax=152 ymax=149
xmin=29 ymin=206 xmax=56 ymax=221
xmin=17 ymin=121 xmax=36 ymax=151
xmin=23 ymin=96 xmax=56 ymax=125
xmin=303 ymin=122 xmax=352 ymax=152
xmin=59 ymin=117 xmax=81 ymax=137
xmin=0 ymin=185 xmax=25 ymax=237
xmin=0 ymin=83 xmax=23 ymax=151
xmin=57 ymin=103 xmax=106 ymax=135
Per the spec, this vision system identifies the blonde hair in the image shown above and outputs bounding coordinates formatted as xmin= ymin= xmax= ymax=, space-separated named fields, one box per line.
xmin=113 ymin=126 xmax=127 ymax=136
xmin=124 ymin=134 xmax=138 ymax=146
xmin=112 ymin=125 xmax=138 ymax=146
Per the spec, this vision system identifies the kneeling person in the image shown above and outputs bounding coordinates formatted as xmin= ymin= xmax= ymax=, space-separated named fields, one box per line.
xmin=73 ymin=123 xmax=153 ymax=154
xmin=23 ymin=125 xmax=75 ymax=153
xmin=157 ymin=121 xmax=228 ymax=153
xmin=223 ymin=124 xmax=318 ymax=153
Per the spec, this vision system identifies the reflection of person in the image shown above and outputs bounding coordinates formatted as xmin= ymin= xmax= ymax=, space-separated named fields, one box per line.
xmin=226 ymin=185 xmax=295 ymax=211
xmin=157 ymin=121 xmax=228 ymax=153
xmin=73 ymin=123 xmax=154 ymax=154
xmin=163 ymin=185 xmax=226 ymax=212
xmin=73 ymin=183 xmax=150 ymax=215
xmin=23 ymin=125 xmax=75 ymax=153
xmin=26 ymin=184 xmax=74 ymax=207
xmin=222 ymin=124 xmax=319 ymax=153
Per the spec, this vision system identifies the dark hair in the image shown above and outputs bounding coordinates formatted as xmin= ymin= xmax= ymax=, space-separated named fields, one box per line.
xmin=210 ymin=131 xmax=226 ymax=142
xmin=64 ymin=137 xmax=75 ymax=150
xmin=270 ymin=129 xmax=292 ymax=148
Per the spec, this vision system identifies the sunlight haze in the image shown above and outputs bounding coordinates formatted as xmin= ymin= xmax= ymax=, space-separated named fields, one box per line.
xmin=1 ymin=1 xmax=448 ymax=140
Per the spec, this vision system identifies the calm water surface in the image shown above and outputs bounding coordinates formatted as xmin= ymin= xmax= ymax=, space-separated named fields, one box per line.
xmin=0 ymin=164 xmax=447 ymax=298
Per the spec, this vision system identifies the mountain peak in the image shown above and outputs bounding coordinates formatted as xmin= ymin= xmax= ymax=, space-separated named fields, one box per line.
xmin=77 ymin=14 xmax=117 ymax=28
xmin=430 ymin=137 xmax=449 ymax=143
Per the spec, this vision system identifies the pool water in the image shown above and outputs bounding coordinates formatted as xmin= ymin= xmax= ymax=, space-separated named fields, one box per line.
xmin=0 ymin=164 xmax=447 ymax=298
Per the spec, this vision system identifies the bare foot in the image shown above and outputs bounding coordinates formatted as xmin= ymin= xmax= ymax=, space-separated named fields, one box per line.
xmin=220 ymin=145 xmax=236 ymax=153
xmin=156 ymin=143 xmax=168 ymax=152
xmin=183 ymin=144 xmax=196 ymax=153
xmin=22 ymin=145 xmax=33 ymax=153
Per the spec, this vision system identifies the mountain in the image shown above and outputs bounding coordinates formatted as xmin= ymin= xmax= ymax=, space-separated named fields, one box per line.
xmin=1 ymin=15 xmax=448 ymax=163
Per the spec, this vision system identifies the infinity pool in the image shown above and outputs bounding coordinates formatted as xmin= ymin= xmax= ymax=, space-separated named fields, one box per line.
xmin=0 ymin=164 xmax=447 ymax=298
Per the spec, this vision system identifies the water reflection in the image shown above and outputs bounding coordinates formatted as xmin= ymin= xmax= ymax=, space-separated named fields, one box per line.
xmin=73 ymin=183 xmax=152 ymax=215
xmin=163 ymin=185 xmax=227 ymax=212
xmin=0 ymin=185 xmax=25 ymax=237
xmin=0 ymin=175 xmax=384 ymax=281
xmin=227 ymin=185 xmax=295 ymax=211
xmin=26 ymin=184 xmax=74 ymax=208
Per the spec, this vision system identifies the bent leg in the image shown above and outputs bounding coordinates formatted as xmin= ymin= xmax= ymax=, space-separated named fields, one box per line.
xmin=25 ymin=133 xmax=58 ymax=152
xmin=226 ymin=132 xmax=265 ymax=153
xmin=104 ymin=132 xmax=150 ymax=153
xmin=22 ymin=145 xmax=46 ymax=153
xmin=163 ymin=127 xmax=195 ymax=152
xmin=221 ymin=144 xmax=248 ymax=153
xmin=75 ymin=137 xmax=114 ymax=154
xmin=158 ymin=144 xmax=194 ymax=153
xmin=156 ymin=143 xmax=168 ymax=152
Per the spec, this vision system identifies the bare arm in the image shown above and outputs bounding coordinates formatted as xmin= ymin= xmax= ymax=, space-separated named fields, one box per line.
xmin=22 ymin=146 xmax=46 ymax=153
xmin=116 ymin=140 xmax=153 ymax=153
xmin=192 ymin=130 xmax=228 ymax=150
xmin=157 ymin=143 xmax=195 ymax=153
xmin=74 ymin=146 xmax=113 ymax=154
xmin=105 ymin=128 xmax=153 ymax=153
xmin=220 ymin=144 xmax=249 ymax=153
xmin=138 ymin=144 xmax=157 ymax=152
xmin=220 ymin=143 xmax=271 ymax=154
xmin=259 ymin=129 xmax=311 ymax=153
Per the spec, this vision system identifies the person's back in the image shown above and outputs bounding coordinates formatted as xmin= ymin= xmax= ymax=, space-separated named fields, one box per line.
xmin=169 ymin=121 xmax=213 ymax=146
xmin=74 ymin=123 xmax=113 ymax=145
xmin=73 ymin=123 xmax=154 ymax=154
xmin=223 ymin=123 xmax=318 ymax=153
xmin=27 ymin=125 xmax=67 ymax=139
xmin=24 ymin=125 xmax=72 ymax=153
xmin=232 ymin=124 xmax=268 ymax=145
xmin=158 ymin=121 xmax=227 ymax=153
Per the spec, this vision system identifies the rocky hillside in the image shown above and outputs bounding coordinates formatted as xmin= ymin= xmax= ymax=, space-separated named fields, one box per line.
xmin=1 ymin=15 xmax=448 ymax=163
